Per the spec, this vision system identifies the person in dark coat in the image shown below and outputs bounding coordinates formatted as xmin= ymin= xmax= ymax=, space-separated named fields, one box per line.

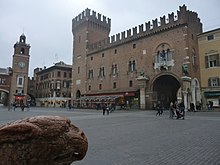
xmin=169 ymin=102 xmax=176 ymax=119
xmin=177 ymin=101 xmax=185 ymax=119
xmin=156 ymin=101 xmax=162 ymax=116
xmin=102 ymin=104 xmax=106 ymax=115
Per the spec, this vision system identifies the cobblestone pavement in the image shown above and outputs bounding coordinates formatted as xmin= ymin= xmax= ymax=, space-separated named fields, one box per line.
xmin=0 ymin=107 xmax=220 ymax=165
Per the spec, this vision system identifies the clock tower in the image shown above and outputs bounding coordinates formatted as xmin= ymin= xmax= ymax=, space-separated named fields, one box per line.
xmin=10 ymin=34 xmax=31 ymax=105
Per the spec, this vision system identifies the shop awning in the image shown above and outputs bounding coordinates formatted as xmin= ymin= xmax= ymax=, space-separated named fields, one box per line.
xmin=204 ymin=91 xmax=220 ymax=97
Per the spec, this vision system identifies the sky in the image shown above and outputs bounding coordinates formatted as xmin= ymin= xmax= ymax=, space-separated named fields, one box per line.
xmin=0 ymin=0 xmax=220 ymax=77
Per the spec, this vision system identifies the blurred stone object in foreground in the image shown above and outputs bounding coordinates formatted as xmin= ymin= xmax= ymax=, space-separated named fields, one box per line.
xmin=0 ymin=116 xmax=88 ymax=165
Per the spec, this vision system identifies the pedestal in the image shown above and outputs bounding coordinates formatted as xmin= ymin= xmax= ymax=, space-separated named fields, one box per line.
xmin=136 ymin=76 xmax=149 ymax=110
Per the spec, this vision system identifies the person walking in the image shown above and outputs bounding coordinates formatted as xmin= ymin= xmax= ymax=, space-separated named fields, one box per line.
xmin=20 ymin=101 xmax=25 ymax=111
xmin=169 ymin=102 xmax=175 ymax=119
xmin=106 ymin=104 xmax=110 ymax=115
xmin=156 ymin=101 xmax=161 ymax=116
xmin=177 ymin=101 xmax=185 ymax=119
xmin=102 ymin=103 xmax=106 ymax=115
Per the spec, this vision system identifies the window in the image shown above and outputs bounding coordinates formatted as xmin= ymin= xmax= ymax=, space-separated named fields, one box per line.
xmin=20 ymin=48 xmax=25 ymax=54
xmin=56 ymin=81 xmax=61 ymax=89
xmin=63 ymin=81 xmax=67 ymax=88
xmin=114 ymin=49 xmax=117 ymax=54
xmin=99 ymin=84 xmax=102 ymax=90
xmin=78 ymin=67 xmax=80 ymax=74
xmin=133 ymin=44 xmax=136 ymax=48
xmin=129 ymin=80 xmax=133 ymax=87
xmin=17 ymin=76 xmax=24 ymax=87
xmin=111 ymin=64 xmax=117 ymax=75
xmin=102 ymin=53 xmax=105 ymax=57
xmin=88 ymin=69 xmax=94 ymax=79
xmin=0 ymin=78 xmax=6 ymax=85
xmin=154 ymin=48 xmax=174 ymax=70
xmin=57 ymin=71 xmax=61 ymax=77
xmin=16 ymin=89 xmax=23 ymax=94
xmin=208 ymin=77 xmax=219 ymax=87
xmin=113 ymin=82 xmax=117 ymax=89
xmin=88 ymin=85 xmax=91 ymax=91
xmin=205 ymin=54 xmax=219 ymax=68
xmin=64 ymin=72 xmax=67 ymax=78
xmin=207 ymin=34 xmax=214 ymax=41
xmin=99 ymin=67 xmax=105 ymax=78
xmin=91 ymin=56 xmax=93 ymax=61
xmin=79 ymin=36 xmax=81 ymax=43
xmin=128 ymin=59 xmax=136 ymax=72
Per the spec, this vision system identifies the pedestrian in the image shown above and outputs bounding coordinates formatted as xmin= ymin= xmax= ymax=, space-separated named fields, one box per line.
xmin=27 ymin=102 xmax=30 ymax=111
xmin=68 ymin=101 xmax=72 ymax=110
xmin=20 ymin=102 xmax=25 ymax=111
xmin=106 ymin=104 xmax=110 ymax=115
xmin=177 ymin=101 xmax=185 ymax=120
xmin=13 ymin=102 xmax=16 ymax=111
xmin=102 ymin=103 xmax=106 ymax=115
xmin=190 ymin=102 xmax=195 ymax=112
xmin=169 ymin=102 xmax=175 ymax=119
xmin=210 ymin=101 xmax=214 ymax=110
xmin=156 ymin=101 xmax=161 ymax=116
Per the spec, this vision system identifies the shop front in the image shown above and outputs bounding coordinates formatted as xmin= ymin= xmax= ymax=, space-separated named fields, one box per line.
xmin=204 ymin=91 xmax=220 ymax=108
xmin=73 ymin=91 xmax=139 ymax=109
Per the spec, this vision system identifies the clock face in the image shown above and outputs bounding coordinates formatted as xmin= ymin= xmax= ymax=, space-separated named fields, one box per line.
xmin=18 ymin=62 xmax=25 ymax=68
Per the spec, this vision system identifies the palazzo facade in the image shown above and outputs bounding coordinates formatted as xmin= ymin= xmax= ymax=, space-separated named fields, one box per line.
xmin=71 ymin=5 xmax=202 ymax=110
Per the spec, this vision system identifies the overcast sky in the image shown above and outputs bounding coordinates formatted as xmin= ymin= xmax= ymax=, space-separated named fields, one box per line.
xmin=0 ymin=0 xmax=220 ymax=77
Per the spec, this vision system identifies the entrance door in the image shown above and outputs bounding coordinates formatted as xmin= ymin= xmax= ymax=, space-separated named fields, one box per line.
xmin=153 ymin=75 xmax=180 ymax=109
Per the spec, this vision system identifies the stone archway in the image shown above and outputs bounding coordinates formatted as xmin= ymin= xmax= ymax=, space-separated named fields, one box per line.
xmin=152 ymin=75 xmax=181 ymax=109
xmin=191 ymin=78 xmax=201 ymax=110
xmin=0 ymin=89 xmax=9 ymax=106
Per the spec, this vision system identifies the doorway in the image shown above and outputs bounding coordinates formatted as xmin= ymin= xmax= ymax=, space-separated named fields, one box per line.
xmin=153 ymin=75 xmax=180 ymax=109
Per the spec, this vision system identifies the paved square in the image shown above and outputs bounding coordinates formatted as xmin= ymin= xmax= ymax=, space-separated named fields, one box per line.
xmin=0 ymin=107 xmax=220 ymax=165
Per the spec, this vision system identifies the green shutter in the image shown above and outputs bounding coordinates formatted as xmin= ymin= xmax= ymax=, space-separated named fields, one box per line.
xmin=205 ymin=56 xmax=209 ymax=68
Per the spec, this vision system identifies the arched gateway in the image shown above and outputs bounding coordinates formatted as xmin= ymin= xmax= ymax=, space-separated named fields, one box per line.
xmin=152 ymin=74 xmax=181 ymax=109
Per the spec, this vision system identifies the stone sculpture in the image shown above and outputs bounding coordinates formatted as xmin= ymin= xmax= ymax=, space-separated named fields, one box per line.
xmin=0 ymin=116 xmax=88 ymax=165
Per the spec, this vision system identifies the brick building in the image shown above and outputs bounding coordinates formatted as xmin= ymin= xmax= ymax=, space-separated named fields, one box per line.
xmin=71 ymin=5 xmax=203 ymax=110
xmin=34 ymin=61 xmax=72 ymax=107
xmin=198 ymin=28 xmax=220 ymax=108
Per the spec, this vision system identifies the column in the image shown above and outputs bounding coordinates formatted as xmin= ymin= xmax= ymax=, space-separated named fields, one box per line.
xmin=136 ymin=75 xmax=149 ymax=110
xmin=140 ymin=87 xmax=146 ymax=109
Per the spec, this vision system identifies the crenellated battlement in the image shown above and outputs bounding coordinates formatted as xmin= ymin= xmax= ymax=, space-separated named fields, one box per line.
xmin=87 ymin=5 xmax=202 ymax=54
xmin=72 ymin=8 xmax=111 ymax=34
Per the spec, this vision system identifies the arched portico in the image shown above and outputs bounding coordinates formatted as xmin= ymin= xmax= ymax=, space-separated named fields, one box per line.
xmin=191 ymin=78 xmax=201 ymax=110
xmin=152 ymin=74 xmax=181 ymax=109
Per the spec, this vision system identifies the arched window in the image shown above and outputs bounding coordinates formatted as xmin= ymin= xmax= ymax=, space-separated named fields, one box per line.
xmin=128 ymin=58 xmax=136 ymax=72
xmin=88 ymin=69 xmax=94 ymax=79
xmin=111 ymin=64 xmax=117 ymax=75
xmin=154 ymin=43 xmax=174 ymax=70
xmin=20 ymin=48 xmax=25 ymax=54
xmin=98 ymin=66 xmax=105 ymax=78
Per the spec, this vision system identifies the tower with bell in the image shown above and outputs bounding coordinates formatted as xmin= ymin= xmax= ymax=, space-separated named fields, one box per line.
xmin=9 ymin=34 xmax=31 ymax=106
